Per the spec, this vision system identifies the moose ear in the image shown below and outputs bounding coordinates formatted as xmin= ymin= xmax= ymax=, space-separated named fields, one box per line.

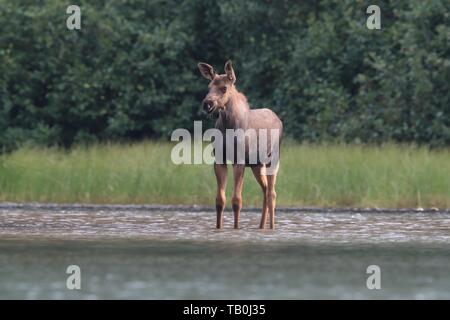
xmin=198 ymin=62 xmax=215 ymax=80
xmin=224 ymin=60 xmax=236 ymax=84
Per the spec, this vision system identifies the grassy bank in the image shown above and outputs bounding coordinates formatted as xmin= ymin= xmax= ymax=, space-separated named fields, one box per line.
xmin=0 ymin=142 xmax=449 ymax=208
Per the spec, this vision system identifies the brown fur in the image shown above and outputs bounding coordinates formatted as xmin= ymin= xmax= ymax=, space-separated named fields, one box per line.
xmin=198 ymin=60 xmax=282 ymax=229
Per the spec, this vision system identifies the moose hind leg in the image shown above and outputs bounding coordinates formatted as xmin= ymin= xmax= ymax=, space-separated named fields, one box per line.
xmin=214 ymin=164 xmax=227 ymax=229
xmin=251 ymin=165 xmax=268 ymax=229
xmin=267 ymin=172 xmax=277 ymax=229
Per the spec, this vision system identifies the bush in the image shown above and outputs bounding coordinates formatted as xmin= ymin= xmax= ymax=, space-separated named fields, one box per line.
xmin=1 ymin=0 xmax=449 ymax=150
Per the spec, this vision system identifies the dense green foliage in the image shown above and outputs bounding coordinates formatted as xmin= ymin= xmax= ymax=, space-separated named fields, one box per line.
xmin=1 ymin=0 xmax=449 ymax=150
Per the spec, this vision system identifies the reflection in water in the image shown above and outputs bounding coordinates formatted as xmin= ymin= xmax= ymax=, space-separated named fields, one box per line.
xmin=0 ymin=206 xmax=449 ymax=299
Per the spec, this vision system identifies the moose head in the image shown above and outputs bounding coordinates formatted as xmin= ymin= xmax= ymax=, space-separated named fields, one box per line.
xmin=197 ymin=60 xmax=236 ymax=114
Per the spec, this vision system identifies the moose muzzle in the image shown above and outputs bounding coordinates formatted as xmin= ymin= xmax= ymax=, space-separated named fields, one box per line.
xmin=202 ymin=99 xmax=216 ymax=113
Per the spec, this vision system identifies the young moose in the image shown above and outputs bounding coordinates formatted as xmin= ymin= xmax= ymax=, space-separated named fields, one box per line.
xmin=198 ymin=60 xmax=283 ymax=229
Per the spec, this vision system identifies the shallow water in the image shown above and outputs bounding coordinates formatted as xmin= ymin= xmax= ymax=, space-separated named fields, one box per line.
xmin=0 ymin=206 xmax=449 ymax=299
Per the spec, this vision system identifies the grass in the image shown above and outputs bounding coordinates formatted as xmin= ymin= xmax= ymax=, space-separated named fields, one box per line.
xmin=0 ymin=141 xmax=449 ymax=208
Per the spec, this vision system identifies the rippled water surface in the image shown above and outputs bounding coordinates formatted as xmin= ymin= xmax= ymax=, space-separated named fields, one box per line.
xmin=1 ymin=205 xmax=449 ymax=299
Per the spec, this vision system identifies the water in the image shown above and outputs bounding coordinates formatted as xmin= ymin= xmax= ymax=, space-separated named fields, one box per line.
xmin=0 ymin=205 xmax=449 ymax=299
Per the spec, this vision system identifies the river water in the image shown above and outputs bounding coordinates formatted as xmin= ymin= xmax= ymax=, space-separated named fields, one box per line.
xmin=0 ymin=205 xmax=449 ymax=299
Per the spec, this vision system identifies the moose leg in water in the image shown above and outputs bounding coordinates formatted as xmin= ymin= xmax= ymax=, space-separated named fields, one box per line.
xmin=251 ymin=165 xmax=268 ymax=229
xmin=267 ymin=171 xmax=278 ymax=229
xmin=214 ymin=163 xmax=227 ymax=229
xmin=232 ymin=164 xmax=245 ymax=229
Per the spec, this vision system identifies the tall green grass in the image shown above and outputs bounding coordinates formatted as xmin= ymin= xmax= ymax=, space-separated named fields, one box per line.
xmin=0 ymin=141 xmax=449 ymax=208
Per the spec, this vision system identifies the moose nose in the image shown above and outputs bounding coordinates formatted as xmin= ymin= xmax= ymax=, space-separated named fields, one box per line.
xmin=203 ymin=100 xmax=213 ymax=112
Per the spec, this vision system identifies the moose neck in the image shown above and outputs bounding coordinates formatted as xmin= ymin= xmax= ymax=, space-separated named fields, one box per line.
xmin=220 ymin=87 xmax=250 ymax=130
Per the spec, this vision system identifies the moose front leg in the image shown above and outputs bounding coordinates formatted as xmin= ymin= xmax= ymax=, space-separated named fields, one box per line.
xmin=232 ymin=164 xmax=245 ymax=229
xmin=214 ymin=163 xmax=228 ymax=229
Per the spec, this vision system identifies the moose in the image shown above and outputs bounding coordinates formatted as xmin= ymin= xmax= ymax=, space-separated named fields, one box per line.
xmin=198 ymin=60 xmax=283 ymax=229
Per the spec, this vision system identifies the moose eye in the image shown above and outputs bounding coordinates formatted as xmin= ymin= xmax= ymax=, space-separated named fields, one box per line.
xmin=220 ymin=87 xmax=227 ymax=94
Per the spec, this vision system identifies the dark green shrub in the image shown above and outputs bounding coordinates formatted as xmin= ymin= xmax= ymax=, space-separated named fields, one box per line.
xmin=1 ymin=0 xmax=449 ymax=150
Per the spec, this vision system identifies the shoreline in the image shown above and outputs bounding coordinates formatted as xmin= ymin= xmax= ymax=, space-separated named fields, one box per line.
xmin=1 ymin=202 xmax=448 ymax=214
